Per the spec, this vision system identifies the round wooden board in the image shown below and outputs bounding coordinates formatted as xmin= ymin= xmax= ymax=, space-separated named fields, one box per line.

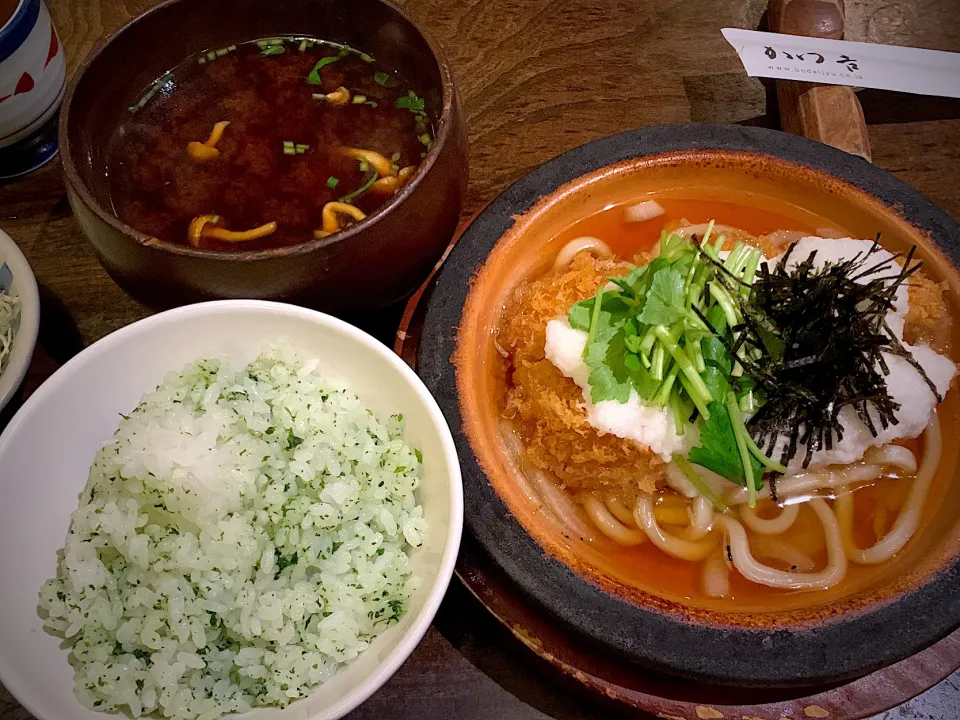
xmin=394 ymin=228 xmax=960 ymax=720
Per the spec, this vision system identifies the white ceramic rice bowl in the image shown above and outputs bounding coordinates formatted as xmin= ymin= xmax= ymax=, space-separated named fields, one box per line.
xmin=0 ymin=300 xmax=463 ymax=720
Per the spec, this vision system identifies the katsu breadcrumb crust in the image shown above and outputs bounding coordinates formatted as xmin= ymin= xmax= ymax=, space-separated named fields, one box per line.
xmin=496 ymin=237 xmax=950 ymax=500
xmin=498 ymin=253 xmax=667 ymax=496
xmin=906 ymin=271 xmax=951 ymax=353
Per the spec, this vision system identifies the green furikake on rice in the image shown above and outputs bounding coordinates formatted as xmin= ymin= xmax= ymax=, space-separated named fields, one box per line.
xmin=39 ymin=346 xmax=427 ymax=719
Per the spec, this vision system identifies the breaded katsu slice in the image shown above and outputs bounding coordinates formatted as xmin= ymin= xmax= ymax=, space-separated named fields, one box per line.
xmin=498 ymin=253 xmax=667 ymax=496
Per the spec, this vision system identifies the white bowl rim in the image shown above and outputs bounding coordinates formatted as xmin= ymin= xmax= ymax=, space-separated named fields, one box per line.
xmin=0 ymin=299 xmax=464 ymax=720
xmin=0 ymin=228 xmax=40 ymax=413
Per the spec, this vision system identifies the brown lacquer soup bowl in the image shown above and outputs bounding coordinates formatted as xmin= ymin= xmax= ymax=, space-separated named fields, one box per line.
xmin=60 ymin=0 xmax=467 ymax=310
xmin=417 ymin=124 xmax=960 ymax=687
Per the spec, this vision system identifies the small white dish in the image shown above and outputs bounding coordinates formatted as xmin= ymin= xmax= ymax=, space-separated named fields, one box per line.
xmin=0 ymin=227 xmax=40 ymax=413
xmin=0 ymin=300 xmax=463 ymax=720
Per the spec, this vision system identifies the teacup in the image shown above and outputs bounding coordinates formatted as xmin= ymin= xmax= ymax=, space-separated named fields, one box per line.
xmin=0 ymin=0 xmax=64 ymax=179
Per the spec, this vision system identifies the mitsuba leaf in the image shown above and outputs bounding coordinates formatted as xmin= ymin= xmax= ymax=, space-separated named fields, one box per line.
xmin=568 ymin=300 xmax=592 ymax=331
xmin=568 ymin=292 xmax=633 ymax=331
xmin=638 ymin=267 xmax=687 ymax=326
xmin=699 ymin=365 xmax=731 ymax=401
xmin=688 ymin=401 xmax=763 ymax=488
xmin=705 ymin=303 xmax=727 ymax=334
xmin=701 ymin=336 xmax=733 ymax=375
xmin=585 ymin=325 xmax=659 ymax=402
xmin=396 ymin=92 xmax=425 ymax=113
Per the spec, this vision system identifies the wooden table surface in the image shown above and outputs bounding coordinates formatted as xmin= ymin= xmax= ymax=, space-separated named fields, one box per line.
xmin=2 ymin=0 xmax=960 ymax=718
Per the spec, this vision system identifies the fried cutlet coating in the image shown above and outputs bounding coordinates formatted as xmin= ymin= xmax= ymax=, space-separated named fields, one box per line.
xmin=905 ymin=271 xmax=951 ymax=353
xmin=499 ymin=253 xmax=667 ymax=496
xmin=497 ymin=237 xmax=952 ymax=499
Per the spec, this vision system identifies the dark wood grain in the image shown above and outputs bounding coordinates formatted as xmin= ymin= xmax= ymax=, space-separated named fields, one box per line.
xmin=2 ymin=0 xmax=960 ymax=718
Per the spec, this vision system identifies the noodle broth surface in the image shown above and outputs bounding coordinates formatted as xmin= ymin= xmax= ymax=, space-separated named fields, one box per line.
xmin=497 ymin=195 xmax=960 ymax=613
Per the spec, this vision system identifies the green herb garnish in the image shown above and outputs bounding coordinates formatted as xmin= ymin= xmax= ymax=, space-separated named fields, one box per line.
xmin=339 ymin=171 xmax=377 ymax=203
xmin=374 ymin=70 xmax=400 ymax=88
xmin=307 ymin=56 xmax=340 ymax=84
xmin=396 ymin=91 xmax=426 ymax=114
xmin=261 ymin=45 xmax=285 ymax=56
xmin=274 ymin=550 xmax=298 ymax=579
xmin=568 ymin=224 xmax=778 ymax=498
xmin=326 ymin=176 xmax=339 ymax=189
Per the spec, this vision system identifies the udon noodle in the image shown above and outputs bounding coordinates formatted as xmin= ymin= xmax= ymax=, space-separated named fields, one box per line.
xmin=496 ymin=197 xmax=957 ymax=608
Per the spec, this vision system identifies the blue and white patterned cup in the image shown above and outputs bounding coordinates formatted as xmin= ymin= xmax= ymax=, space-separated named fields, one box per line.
xmin=0 ymin=0 xmax=65 ymax=179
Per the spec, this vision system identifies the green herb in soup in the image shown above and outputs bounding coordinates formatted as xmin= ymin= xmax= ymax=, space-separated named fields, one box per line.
xmin=108 ymin=38 xmax=435 ymax=251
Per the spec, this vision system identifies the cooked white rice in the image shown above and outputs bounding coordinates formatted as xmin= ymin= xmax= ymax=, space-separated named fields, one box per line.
xmin=39 ymin=345 xmax=426 ymax=720
xmin=0 ymin=285 xmax=19 ymax=374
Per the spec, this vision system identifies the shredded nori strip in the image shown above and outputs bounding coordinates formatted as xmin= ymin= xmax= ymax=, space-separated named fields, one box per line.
xmin=708 ymin=239 xmax=939 ymax=468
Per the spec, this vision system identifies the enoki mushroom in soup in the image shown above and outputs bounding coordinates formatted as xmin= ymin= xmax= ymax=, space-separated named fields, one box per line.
xmin=495 ymin=197 xmax=957 ymax=609
xmin=107 ymin=37 xmax=435 ymax=251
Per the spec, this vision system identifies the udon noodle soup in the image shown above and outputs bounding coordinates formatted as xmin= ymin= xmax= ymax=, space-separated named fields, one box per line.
xmin=495 ymin=197 xmax=958 ymax=612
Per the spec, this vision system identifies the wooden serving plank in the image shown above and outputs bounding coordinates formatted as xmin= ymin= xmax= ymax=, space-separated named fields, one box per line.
xmin=769 ymin=0 xmax=872 ymax=161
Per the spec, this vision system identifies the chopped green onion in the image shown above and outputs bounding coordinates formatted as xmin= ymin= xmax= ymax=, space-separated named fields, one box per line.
xmin=307 ymin=56 xmax=340 ymax=84
xmin=584 ymin=284 xmax=606 ymax=355
xmin=127 ymin=73 xmax=173 ymax=113
xmin=672 ymin=455 xmax=729 ymax=513
xmin=358 ymin=159 xmax=370 ymax=173
xmin=390 ymin=151 xmax=401 ymax=163
xmin=198 ymin=57 xmax=207 ymax=65
xmin=418 ymin=133 xmax=432 ymax=148
xmin=206 ymin=51 xmax=216 ymax=62
xmin=692 ymin=338 xmax=706 ymax=373
xmin=326 ymin=177 xmax=339 ymax=189
xmin=727 ymin=392 xmax=757 ymax=508
xmin=282 ymin=141 xmax=294 ymax=149
xmin=360 ymin=53 xmax=375 ymax=63
xmin=311 ymin=93 xmax=324 ymax=100
xmin=215 ymin=48 xmax=228 ymax=57
xmin=227 ymin=45 xmax=237 ymax=51
xmin=283 ymin=147 xmax=296 ymax=156
xmin=338 ymin=171 xmax=377 ymax=203
xmin=298 ymin=39 xmax=308 ymax=52
xmin=700 ymin=219 xmax=716 ymax=247
xmin=374 ymin=71 xmax=400 ymax=88
xmin=396 ymin=92 xmax=426 ymax=114
xmin=708 ymin=281 xmax=739 ymax=329
xmin=741 ymin=248 xmax=762 ymax=291
xmin=740 ymin=418 xmax=786 ymax=473
xmin=295 ymin=143 xmax=309 ymax=154
xmin=365 ymin=101 xmax=379 ymax=108
xmin=669 ymin=392 xmax=689 ymax=436
xmin=654 ymin=363 xmax=680 ymax=406
xmin=261 ymin=45 xmax=285 ymax=56
xmin=650 ymin=344 xmax=666 ymax=381
xmin=352 ymin=94 xmax=367 ymax=104
xmin=654 ymin=325 xmax=712 ymax=417
xmin=638 ymin=328 xmax=657 ymax=358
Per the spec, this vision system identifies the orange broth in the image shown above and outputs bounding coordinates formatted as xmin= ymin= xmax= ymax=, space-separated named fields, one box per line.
xmin=503 ymin=196 xmax=960 ymax=613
